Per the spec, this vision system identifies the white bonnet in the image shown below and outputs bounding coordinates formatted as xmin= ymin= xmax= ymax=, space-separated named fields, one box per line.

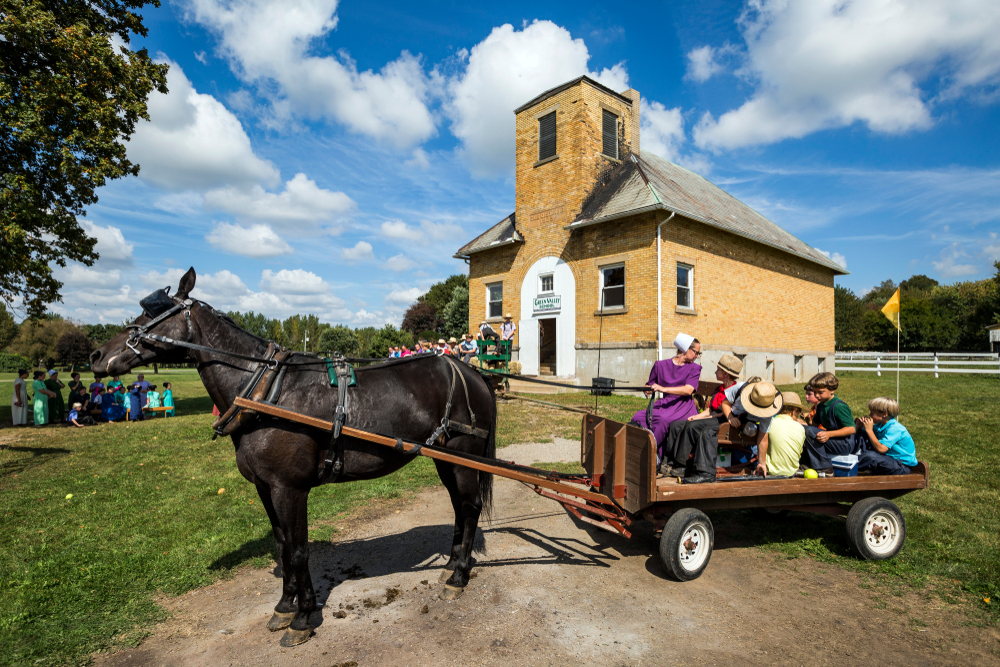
xmin=673 ymin=333 xmax=695 ymax=353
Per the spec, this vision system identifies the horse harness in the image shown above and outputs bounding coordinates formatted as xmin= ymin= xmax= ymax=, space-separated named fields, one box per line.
xmin=126 ymin=289 xmax=490 ymax=485
xmin=319 ymin=353 xmax=490 ymax=484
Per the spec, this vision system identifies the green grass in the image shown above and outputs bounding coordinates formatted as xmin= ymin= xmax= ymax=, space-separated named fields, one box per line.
xmin=1 ymin=370 xmax=997 ymax=665
xmin=0 ymin=369 xmax=440 ymax=666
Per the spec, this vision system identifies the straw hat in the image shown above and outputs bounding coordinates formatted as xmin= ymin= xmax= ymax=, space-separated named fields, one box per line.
xmin=438 ymin=338 xmax=446 ymax=345
xmin=448 ymin=337 xmax=458 ymax=344
xmin=738 ymin=381 xmax=783 ymax=418
xmin=780 ymin=391 xmax=803 ymax=410
xmin=504 ymin=313 xmax=512 ymax=319
xmin=717 ymin=353 xmax=743 ymax=378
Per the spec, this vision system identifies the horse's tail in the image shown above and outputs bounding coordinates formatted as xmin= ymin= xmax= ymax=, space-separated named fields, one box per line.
xmin=479 ymin=374 xmax=497 ymax=522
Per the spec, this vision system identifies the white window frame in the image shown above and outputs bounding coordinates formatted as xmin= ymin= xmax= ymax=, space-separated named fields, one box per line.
xmin=538 ymin=273 xmax=554 ymax=295
xmin=598 ymin=263 xmax=625 ymax=310
xmin=794 ymin=355 xmax=803 ymax=380
xmin=676 ymin=262 xmax=694 ymax=310
xmin=486 ymin=282 xmax=503 ymax=319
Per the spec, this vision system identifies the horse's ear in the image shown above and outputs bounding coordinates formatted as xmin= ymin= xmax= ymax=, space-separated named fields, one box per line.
xmin=176 ymin=268 xmax=196 ymax=299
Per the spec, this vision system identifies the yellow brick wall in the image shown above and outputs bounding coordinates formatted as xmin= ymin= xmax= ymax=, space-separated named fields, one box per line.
xmin=466 ymin=78 xmax=836 ymax=357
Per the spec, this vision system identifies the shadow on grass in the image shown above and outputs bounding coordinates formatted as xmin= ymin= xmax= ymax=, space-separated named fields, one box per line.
xmin=207 ymin=534 xmax=276 ymax=572
xmin=0 ymin=445 xmax=72 ymax=478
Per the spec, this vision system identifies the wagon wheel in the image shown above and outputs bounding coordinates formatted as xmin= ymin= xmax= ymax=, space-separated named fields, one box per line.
xmin=845 ymin=497 xmax=906 ymax=560
xmin=659 ymin=508 xmax=714 ymax=581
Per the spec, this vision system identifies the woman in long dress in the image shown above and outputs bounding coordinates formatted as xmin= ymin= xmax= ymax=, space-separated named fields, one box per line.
xmin=44 ymin=370 xmax=65 ymax=423
xmin=11 ymin=369 xmax=29 ymax=426
xmin=32 ymin=371 xmax=55 ymax=426
xmin=630 ymin=333 xmax=702 ymax=461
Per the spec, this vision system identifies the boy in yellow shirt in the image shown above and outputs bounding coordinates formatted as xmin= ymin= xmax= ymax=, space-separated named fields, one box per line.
xmin=755 ymin=392 xmax=806 ymax=477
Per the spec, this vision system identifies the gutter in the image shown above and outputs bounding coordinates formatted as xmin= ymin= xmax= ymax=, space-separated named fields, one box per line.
xmin=452 ymin=236 xmax=521 ymax=261
xmin=656 ymin=210 xmax=674 ymax=362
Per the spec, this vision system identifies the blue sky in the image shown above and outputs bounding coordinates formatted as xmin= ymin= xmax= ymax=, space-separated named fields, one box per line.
xmin=55 ymin=0 xmax=1000 ymax=325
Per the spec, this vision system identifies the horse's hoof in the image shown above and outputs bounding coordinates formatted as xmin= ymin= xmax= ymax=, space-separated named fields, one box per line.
xmin=279 ymin=627 xmax=313 ymax=647
xmin=438 ymin=568 xmax=454 ymax=583
xmin=267 ymin=611 xmax=295 ymax=631
xmin=440 ymin=584 xmax=465 ymax=601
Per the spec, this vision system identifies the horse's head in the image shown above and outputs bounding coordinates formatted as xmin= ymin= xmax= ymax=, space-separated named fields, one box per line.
xmin=90 ymin=267 xmax=201 ymax=378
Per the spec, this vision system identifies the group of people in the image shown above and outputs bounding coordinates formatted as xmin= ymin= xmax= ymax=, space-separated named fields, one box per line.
xmin=10 ymin=370 xmax=175 ymax=427
xmin=632 ymin=333 xmax=917 ymax=484
xmin=385 ymin=314 xmax=518 ymax=364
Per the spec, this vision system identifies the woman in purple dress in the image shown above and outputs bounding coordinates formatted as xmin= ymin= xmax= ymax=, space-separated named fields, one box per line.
xmin=631 ymin=333 xmax=702 ymax=460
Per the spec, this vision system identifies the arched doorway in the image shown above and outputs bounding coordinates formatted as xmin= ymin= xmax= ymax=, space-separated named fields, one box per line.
xmin=519 ymin=257 xmax=576 ymax=377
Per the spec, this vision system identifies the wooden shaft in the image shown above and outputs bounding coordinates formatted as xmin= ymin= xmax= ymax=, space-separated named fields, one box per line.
xmin=234 ymin=397 xmax=616 ymax=505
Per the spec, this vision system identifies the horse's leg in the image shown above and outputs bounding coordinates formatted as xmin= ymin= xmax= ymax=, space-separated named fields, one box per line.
xmin=271 ymin=486 xmax=316 ymax=647
xmin=257 ymin=483 xmax=297 ymax=631
xmin=433 ymin=459 xmax=465 ymax=583
xmin=439 ymin=441 xmax=484 ymax=600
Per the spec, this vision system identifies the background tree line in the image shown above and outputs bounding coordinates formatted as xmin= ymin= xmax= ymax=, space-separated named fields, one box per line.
xmin=0 ymin=274 xmax=472 ymax=370
xmin=835 ymin=263 xmax=1000 ymax=351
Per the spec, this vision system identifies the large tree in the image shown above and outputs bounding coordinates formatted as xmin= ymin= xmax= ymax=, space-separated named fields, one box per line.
xmin=1 ymin=0 xmax=169 ymax=318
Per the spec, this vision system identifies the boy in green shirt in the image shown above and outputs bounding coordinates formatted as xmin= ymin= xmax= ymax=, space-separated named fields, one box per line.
xmin=799 ymin=372 xmax=856 ymax=476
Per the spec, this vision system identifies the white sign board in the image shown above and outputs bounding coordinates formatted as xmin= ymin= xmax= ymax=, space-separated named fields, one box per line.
xmin=533 ymin=295 xmax=561 ymax=313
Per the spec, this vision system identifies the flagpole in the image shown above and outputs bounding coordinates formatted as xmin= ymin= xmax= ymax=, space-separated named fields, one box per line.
xmin=896 ymin=324 xmax=900 ymax=406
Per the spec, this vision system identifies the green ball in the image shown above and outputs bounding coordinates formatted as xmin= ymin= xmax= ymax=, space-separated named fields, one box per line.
xmin=803 ymin=469 xmax=818 ymax=479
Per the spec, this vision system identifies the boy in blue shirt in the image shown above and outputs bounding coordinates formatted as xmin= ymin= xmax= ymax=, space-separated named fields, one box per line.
xmin=856 ymin=397 xmax=917 ymax=475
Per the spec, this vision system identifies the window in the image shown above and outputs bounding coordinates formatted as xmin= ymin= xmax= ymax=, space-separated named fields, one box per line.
xmin=677 ymin=263 xmax=693 ymax=309
xmin=818 ymin=357 xmax=827 ymax=373
xmin=602 ymin=109 xmax=618 ymax=159
xmin=487 ymin=283 xmax=503 ymax=318
xmin=538 ymin=112 xmax=557 ymax=161
xmin=599 ymin=264 xmax=625 ymax=309
xmin=539 ymin=273 xmax=554 ymax=294
xmin=794 ymin=355 xmax=803 ymax=380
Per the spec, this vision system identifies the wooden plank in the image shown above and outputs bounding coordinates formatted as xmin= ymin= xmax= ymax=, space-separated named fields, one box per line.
xmin=591 ymin=418 xmax=605 ymax=485
xmin=235 ymin=397 xmax=616 ymax=505
xmin=655 ymin=467 xmax=929 ymax=502
xmin=612 ymin=425 xmax=627 ymax=499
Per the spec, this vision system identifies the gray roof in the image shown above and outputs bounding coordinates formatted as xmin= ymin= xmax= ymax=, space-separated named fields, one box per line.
xmin=568 ymin=151 xmax=849 ymax=275
xmin=454 ymin=213 xmax=521 ymax=259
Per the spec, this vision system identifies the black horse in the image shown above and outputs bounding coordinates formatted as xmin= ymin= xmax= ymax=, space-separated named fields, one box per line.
xmin=90 ymin=268 xmax=496 ymax=647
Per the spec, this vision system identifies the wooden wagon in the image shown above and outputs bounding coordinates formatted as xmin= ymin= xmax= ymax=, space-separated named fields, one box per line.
xmin=236 ymin=394 xmax=929 ymax=582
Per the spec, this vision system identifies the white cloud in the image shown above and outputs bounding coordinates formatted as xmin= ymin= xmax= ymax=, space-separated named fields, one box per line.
xmin=694 ymin=0 xmax=1000 ymax=151
xmin=206 ymin=222 xmax=294 ymax=258
xmin=932 ymin=243 xmax=979 ymax=278
xmin=259 ymin=269 xmax=329 ymax=295
xmin=129 ymin=60 xmax=280 ymax=190
xmin=181 ymin=0 xmax=436 ymax=149
xmin=385 ymin=287 xmax=422 ymax=305
xmin=405 ymin=148 xmax=430 ymax=170
xmin=202 ymin=173 xmax=355 ymax=231
xmin=340 ymin=241 xmax=374 ymax=263
xmin=194 ymin=50 xmax=208 ymax=64
xmin=143 ymin=268 xmax=346 ymax=316
xmin=53 ymin=264 xmax=122 ymax=290
xmin=380 ymin=219 xmax=463 ymax=245
xmin=640 ymin=100 xmax=685 ymax=163
xmin=445 ymin=20 xmax=629 ymax=178
xmin=685 ymin=46 xmax=724 ymax=83
xmin=383 ymin=254 xmax=421 ymax=272
xmin=814 ymin=247 xmax=848 ymax=269
xmin=80 ymin=220 xmax=134 ymax=268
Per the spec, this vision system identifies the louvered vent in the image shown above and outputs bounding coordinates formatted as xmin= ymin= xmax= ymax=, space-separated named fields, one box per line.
xmin=602 ymin=109 xmax=618 ymax=159
xmin=538 ymin=112 xmax=556 ymax=160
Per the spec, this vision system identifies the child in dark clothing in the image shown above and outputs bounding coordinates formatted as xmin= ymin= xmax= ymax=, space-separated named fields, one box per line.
xmin=799 ymin=372 xmax=856 ymax=476
xmin=128 ymin=384 xmax=144 ymax=421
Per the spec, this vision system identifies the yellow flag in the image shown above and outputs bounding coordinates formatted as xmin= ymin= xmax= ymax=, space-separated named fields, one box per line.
xmin=881 ymin=288 xmax=901 ymax=331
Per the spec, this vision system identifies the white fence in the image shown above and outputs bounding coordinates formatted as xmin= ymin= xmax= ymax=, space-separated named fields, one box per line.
xmin=836 ymin=352 xmax=1000 ymax=377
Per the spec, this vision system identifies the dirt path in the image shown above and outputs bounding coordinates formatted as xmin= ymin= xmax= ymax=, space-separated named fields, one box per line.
xmin=96 ymin=440 xmax=998 ymax=667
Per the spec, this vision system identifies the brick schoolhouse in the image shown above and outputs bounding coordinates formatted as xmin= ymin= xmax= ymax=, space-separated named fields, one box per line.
xmin=455 ymin=76 xmax=848 ymax=386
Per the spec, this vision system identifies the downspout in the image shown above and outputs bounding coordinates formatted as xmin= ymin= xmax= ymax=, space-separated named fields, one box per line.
xmin=656 ymin=209 xmax=674 ymax=361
